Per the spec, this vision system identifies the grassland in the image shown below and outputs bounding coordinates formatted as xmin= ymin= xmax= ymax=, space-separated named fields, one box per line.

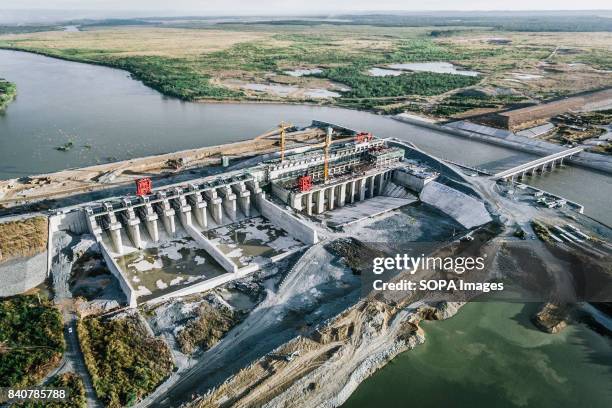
xmin=0 ymin=79 xmax=17 ymax=110
xmin=0 ymin=216 xmax=48 ymax=263
xmin=77 ymin=313 xmax=174 ymax=408
xmin=0 ymin=295 xmax=65 ymax=388
xmin=0 ymin=23 xmax=610 ymax=115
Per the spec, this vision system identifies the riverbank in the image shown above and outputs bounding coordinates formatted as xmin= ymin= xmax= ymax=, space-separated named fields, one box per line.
xmin=343 ymin=299 xmax=612 ymax=408
xmin=0 ymin=44 xmax=477 ymax=111
xmin=3 ymin=25 xmax=610 ymax=115
xmin=0 ymin=126 xmax=332 ymax=212
xmin=1 ymin=48 xmax=611 ymax=227
xmin=0 ymin=79 xmax=16 ymax=110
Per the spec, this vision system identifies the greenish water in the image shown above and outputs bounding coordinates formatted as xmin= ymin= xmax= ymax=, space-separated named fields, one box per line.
xmin=344 ymin=301 xmax=612 ymax=408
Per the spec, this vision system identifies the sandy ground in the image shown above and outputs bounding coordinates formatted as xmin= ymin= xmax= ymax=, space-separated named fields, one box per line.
xmin=0 ymin=128 xmax=328 ymax=211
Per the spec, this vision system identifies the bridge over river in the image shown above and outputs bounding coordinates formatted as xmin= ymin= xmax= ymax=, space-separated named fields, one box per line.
xmin=493 ymin=147 xmax=584 ymax=181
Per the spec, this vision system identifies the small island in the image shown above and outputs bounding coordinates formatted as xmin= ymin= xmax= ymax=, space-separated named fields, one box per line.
xmin=0 ymin=79 xmax=17 ymax=110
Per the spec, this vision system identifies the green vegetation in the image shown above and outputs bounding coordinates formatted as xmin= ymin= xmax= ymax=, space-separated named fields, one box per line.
xmin=0 ymin=21 xmax=608 ymax=114
xmin=176 ymin=302 xmax=242 ymax=354
xmin=0 ymin=79 xmax=17 ymax=110
xmin=0 ymin=33 xmax=489 ymax=104
xmin=531 ymin=220 xmax=552 ymax=243
xmin=430 ymin=92 xmax=527 ymax=116
xmin=77 ymin=314 xmax=173 ymax=407
xmin=14 ymin=372 xmax=87 ymax=408
xmin=320 ymin=66 xmax=480 ymax=99
xmin=109 ymin=56 xmax=243 ymax=100
xmin=548 ymin=110 xmax=612 ymax=155
xmin=576 ymin=49 xmax=612 ymax=71
xmin=0 ymin=295 xmax=65 ymax=387
xmin=388 ymin=39 xmax=502 ymax=63
xmin=0 ymin=26 xmax=60 ymax=35
xmin=567 ymin=109 xmax=612 ymax=126
xmin=0 ymin=216 xmax=48 ymax=264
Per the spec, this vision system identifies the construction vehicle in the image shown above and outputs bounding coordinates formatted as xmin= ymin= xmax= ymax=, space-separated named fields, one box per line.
xmin=135 ymin=178 xmax=152 ymax=196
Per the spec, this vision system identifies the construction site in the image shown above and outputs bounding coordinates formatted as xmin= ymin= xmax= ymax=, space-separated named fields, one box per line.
xmin=5 ymin=120 xmax=472 ymax=308
xmin=2 ymin=118 xmax=611 ymax=408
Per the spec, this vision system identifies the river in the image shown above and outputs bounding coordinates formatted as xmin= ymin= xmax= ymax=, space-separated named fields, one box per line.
xmin=344 ymin=300 xmax=612 ymax=408
xmin=1 ymin=49 xmax=611 ymax=405
xmin=1 ymin=50 xmax=610 ymax=223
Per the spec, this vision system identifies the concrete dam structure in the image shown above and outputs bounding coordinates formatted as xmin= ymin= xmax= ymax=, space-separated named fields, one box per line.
xmin=40 ymin=121 xmax=468 ymax=307
xmin=85 ymin=173 xmax=259 ymax=258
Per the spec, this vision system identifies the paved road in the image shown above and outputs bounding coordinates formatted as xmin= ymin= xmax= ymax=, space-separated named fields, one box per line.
xmin=49 ymin=231 xmax=102 ymax=407
xmin=62 ymin=309 xmax=103 ymax=408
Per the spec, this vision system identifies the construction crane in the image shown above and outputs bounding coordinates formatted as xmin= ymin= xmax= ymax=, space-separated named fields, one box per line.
xmin=323 ymin=126 xmax=333 ymax=182
xmin=278 ymin=121 xmax=293 ymax=163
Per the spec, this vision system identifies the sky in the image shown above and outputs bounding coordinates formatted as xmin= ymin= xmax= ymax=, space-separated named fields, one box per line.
xmin=2 ymin=0 xmax=612 ymax=13
xmin=1 ymin=1 xmax=611 ymax=25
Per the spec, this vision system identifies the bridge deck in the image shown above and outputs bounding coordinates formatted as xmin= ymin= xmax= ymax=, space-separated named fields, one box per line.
xmin=493 ymin=147 xmax=583 ymax=179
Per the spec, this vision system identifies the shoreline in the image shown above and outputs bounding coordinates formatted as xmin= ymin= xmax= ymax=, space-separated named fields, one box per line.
xmin=3 ymin=46 xmax=610 ymax=176
xmin=0 ymin=47 xmax=384 ymax=114
xmin=0 ymin=47 xmax=340 ymax=108
xmin=0 ymin=127 xmax=338 ymax=213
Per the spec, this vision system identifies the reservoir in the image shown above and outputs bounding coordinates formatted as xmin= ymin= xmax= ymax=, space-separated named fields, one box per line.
xmin=0 ymin=49 xmax=610 ymax=224
xmin=1 ymin=49 xmax=611 ymax=405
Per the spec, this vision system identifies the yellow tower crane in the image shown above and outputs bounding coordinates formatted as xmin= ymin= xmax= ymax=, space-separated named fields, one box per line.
xmin=324 ymin=126 xmax=333 ymax=182
xmin=278 ymin=121 xmax=293 ymax=163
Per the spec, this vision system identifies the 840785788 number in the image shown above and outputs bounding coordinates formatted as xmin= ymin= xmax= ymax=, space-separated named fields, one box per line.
xmin=1 ymin=388 xmax=68 ymax=402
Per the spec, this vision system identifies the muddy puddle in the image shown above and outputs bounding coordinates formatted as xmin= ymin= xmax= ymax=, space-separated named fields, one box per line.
xmin=206 ymin=216 xmax=304 ymax=268
xmin=114 ymin=234 xmax=227 ymax=301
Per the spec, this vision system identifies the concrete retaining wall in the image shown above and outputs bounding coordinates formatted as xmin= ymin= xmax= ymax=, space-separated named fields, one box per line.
xmin=271 ymin=183 xmax=290 ymax=202
xmin=49 ymin=210 xmax=89 ymax=235
xmin=184 ymin=224 xmax=238 ymax=273
xmin=0 ymin=252 xmax=48 ymax=297
xmin=47 ymin=210 xmax=89 ymax=275
xmin=99 ymin=242 xmax=137 ymax=307
xmin=149 ymin=267 xmax=254 ymax=304
xmin=393 ymin=169 xmax=427 ymax=192
xmin=259 ymin=197 xmax=318 ymax=245
xmin=420 ymin=181 xmax=492 ymax=229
